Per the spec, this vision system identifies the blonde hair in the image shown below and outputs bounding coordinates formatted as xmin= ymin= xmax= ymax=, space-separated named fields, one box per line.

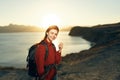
xmin=43 ymin=25 xmax=59 ymax=40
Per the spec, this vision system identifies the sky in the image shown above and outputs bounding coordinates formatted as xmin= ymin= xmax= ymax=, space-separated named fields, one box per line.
xmin=0 ymin=0 xmax=120 ymax=28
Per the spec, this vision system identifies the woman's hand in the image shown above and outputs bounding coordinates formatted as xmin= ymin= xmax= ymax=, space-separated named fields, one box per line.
xmin=58 ymin=42 xmax=63 ymax=53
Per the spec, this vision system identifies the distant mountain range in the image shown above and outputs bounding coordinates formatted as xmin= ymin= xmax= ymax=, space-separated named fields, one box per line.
xmin=1 ymin=22 xmax=120 ymax=33
xmin=0 ymin=24 xmax=42 ymax=33
xmin=0 ymin=24 xmax=71 ymax=33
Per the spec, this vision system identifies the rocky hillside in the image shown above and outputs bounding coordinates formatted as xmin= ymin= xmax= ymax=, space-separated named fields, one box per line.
xmin=0 ymin=22 xmax=120 ymax=80
xmin=59 ymin=40 xmax=120 ymax=80
xmin=69 ymin=22 xmax=120 ymax=46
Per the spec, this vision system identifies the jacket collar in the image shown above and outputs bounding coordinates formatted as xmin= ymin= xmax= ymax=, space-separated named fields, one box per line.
xmin=44 ymin=38 xmax=53 ymax=46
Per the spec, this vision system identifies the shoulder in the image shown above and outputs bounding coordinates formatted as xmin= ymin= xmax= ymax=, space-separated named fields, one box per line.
xmin=35 ymin=42 xmax=46 ymax=51
xmin=38 ymin=43 xmax=46 ymax=49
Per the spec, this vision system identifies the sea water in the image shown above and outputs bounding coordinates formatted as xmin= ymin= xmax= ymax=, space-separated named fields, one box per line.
xmin=0 ymin=32 xmax=91 ymax=68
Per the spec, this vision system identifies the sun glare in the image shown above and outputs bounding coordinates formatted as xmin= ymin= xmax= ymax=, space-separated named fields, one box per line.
xmin=41 ymin=14 xmax=61 ymax=28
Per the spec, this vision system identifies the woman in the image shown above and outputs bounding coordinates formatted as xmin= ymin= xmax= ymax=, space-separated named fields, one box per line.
xmin=35 ymin=25 xmax=63 ymax=80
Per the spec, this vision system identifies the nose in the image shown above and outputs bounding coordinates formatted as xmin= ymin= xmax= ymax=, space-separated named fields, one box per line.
xmin=53 ymin=33 xmax=57 ymax=38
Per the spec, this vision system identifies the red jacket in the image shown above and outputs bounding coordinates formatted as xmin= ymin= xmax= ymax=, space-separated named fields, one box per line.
xmin=35 ymin=39 xmax=61 ymax=79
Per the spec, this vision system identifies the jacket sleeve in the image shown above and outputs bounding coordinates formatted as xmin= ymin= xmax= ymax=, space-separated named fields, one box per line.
xmin=55 ymin=51 xmax=62 ymax=64
xmin=35 ymin=45 xmax=45 ymax=76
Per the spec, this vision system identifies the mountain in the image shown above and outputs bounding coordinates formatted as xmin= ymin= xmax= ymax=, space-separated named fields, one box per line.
xmin=0 ymin=24 xmax=43 ymax=33
xmin=69 ymin=22 xmax=120 ymax=47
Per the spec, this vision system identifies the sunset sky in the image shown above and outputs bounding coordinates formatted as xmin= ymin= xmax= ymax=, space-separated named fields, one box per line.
xmin=0 ymin=0 xmax=120 ymax=28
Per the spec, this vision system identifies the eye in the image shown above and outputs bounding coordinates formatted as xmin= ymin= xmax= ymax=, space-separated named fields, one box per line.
xmin=55 ymin=33 xmax=58 ymax=36
xmin=50 ymin=32 xmax=54 ymax=34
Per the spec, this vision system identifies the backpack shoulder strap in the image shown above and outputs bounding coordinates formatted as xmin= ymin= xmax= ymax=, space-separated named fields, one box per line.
xmin=51 ymin=43 xmax=56 ymax=50
xmin=39 ymin=40 xmax=49 ymax=60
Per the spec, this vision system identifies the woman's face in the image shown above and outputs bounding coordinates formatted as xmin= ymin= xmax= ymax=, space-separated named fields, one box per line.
xmin=47 ymin=29 xmax=58 ymax=42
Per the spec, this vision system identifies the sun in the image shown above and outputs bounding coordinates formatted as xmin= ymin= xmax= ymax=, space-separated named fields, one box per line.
xmin=41 ymin=13 xmax=61 ymax=29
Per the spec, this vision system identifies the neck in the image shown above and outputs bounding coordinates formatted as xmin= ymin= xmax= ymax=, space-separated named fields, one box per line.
xmin=46 ymin=37 xmax=52 ymax=43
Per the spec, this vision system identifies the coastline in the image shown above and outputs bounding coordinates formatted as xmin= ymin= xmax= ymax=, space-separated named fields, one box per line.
xmin=0 ymin=22 xmax=120 ymax=80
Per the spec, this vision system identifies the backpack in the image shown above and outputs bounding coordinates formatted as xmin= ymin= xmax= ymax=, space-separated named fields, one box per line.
xmin=26 ymin=41 xmax=48 ymax=77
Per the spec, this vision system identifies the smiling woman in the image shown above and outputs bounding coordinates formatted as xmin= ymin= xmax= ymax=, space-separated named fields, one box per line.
xmin=40 ymin=13 xmax=61 ymax=28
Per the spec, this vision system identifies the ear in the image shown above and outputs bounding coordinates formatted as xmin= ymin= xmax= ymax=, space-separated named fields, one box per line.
xmin=47 ymin=32 xmax=48 ymax=35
